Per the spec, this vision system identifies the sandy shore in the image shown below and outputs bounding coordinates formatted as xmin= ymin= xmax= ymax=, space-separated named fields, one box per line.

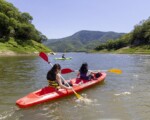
xmin=0 ymin=51 xmax=17 ymax=56
xmin=0 ymin=51 xmax=37 ymax=56
xmin=0 ymin=51 xmax=56 ymax=56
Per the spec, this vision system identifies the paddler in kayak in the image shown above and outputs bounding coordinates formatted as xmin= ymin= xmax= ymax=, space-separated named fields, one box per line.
xmin=47 ymin=64 xmax=72 ymax=89
xmin=77 ymin=62 xmax=101 ymax=80
xmin=62 ymin=54 xmax=66 ymax=58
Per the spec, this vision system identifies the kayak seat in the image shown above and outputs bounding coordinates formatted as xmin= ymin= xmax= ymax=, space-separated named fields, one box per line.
xmin=94 ymin=72 xmax=102 ymax=78
xmin=36 ymin=87 xmax=57 ymax=96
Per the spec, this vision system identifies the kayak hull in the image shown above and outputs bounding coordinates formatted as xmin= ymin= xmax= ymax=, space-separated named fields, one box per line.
xmin=16 ymin=72 xmax=106 ymax=108
xmin=54 ymin=57 xmax=72 ymax=60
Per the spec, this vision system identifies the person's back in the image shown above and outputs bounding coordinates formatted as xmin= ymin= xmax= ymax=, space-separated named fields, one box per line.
xmin=47 ymin=64 xmax=72 ymax=89
xmin=78 ymin=63 xmax=90 ymax=80
xmin=78 ymin=62 xmax=96 ymax=80
xmin=47 ymin=64 xmax=60 ymax=88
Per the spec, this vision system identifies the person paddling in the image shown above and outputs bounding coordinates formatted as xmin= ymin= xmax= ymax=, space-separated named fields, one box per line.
xmin=77 ymin=62 xmax=102 ymax=80
xmin=47 ymin=64 xmax=72 ymax=89
xmin=62 ymin=54 xmax=65 ymax=58
xmin=77 ymin=63 xmax=94 ymax=80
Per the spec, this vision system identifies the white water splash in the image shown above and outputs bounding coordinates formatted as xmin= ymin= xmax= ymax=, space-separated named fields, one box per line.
xmin=114 ymin=92 xmax=131 ymax=96
xmin=75 ymin=94 xmax=93 ymax=104
xmin=0 ymin=107 xmax=17 ymax=120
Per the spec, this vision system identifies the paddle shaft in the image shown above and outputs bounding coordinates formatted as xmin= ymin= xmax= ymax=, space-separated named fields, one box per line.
xmin=61 ymin=68 xmax=122 ymax=74
xmin=39 ymin=52 xmax=83 ymax=99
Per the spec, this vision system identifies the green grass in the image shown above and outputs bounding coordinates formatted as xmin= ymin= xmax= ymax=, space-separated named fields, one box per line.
xmin=0 ymin=38 xmax=51 ymax=54
xmin=114 ymin=46 xmax=150 ymax=54
xmin=93 ymin=45 xmax=150 ymax=54
xmin=2 ymin=39 xmax=150 ymax=55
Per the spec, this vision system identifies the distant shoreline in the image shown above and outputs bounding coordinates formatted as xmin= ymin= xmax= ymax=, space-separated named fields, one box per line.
xmin=92 ymin=46 xmax=150 ymax=55
xmin=0 ymin=51 xmax=38 ymax=56
xmin=0 ymin=51 xmax=55 ymax=56
xmin=0 ymin=39 xmax=52 ymax=56
xmin=1 ymin=49 xmax=150 ymax=56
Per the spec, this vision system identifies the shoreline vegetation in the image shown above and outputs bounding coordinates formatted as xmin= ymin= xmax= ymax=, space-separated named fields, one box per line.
xmin=0 ymin=50 xmax=56 ymax=56
xmin=0 ymin=38 xmax=54 ymax=56
xmin=0 ymin=0 xmax=51 ymax=57
xmin=1 ymin=44 xmax=150 ymax=56
xmin=92 ymin=46 xmax=150 ymax=54
xmin=0 ymin=49 xmax=56 ymax=56
xmin=1 ymin=1 xmax=150 ymax=56
xmin=1 ymin=0 xmax=150 ymax=56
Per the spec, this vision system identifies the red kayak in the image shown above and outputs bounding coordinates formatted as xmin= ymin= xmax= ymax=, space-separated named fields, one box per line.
xmin=16 ymin=72 xmax=106 ymax=108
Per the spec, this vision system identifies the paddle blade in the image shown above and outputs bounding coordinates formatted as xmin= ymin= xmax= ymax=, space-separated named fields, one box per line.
xmin=75 ymin=92 xmax=83 ymax=99
xmin=39 ymin=52 xmax=49 ymax=62
xmin=61 ymin=68 xmax=74 ymax=74
xmin=72 ymin=90 xmax=84 ymax=99
xmin=108 ymin=69 xmax=122 ymax=74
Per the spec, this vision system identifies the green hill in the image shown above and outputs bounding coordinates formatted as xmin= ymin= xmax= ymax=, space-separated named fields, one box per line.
xmin=0 ymin=0 xmax=51 ymax=54
xmin=45 ymin=30 xmax=124 ymax=52
xmin=95 ymin=17 xmax=150 ymax=54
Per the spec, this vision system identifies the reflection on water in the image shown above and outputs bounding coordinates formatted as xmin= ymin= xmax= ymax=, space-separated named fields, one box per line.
xmin=0 ymin=53 xmax=150 ymax=120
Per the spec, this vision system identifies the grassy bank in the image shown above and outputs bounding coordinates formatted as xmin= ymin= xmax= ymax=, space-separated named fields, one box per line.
xmin=91 ymin=46 xmax=150 ymax=54
xmin=114 ymin=46 xmax=150 ymax=54
xmin=0 ymin=38 xmax=52 ymax=56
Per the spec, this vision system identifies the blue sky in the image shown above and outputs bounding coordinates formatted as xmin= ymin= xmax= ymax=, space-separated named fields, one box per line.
xmin=6 ymin=0 xmax=150 ymax=39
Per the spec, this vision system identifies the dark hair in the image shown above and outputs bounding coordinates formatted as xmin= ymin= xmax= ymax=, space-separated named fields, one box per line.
xmin=47 ymin=64 xmax=61 ymax=80
xmin=79 ymin=62 xmax=88 ymax=74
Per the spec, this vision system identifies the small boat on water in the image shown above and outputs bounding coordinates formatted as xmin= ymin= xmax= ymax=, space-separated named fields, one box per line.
xmin=54 ymin=57 xmax=72 ymax=60
xmin=16 ymin=72 xmax=106 ymax=108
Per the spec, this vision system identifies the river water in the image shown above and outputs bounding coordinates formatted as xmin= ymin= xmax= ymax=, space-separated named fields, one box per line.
xmin=0 ymin=53 xmax=150 ymax=120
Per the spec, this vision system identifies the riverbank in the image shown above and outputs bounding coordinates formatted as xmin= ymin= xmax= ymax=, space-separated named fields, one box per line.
xmin=0 ymin=39 xmax=53 ymax=56
xmin=0 ymin=51 xmax=39 ymax=56
xmin=1 ymin=41 xmax=150 ymax=56
xmin=0 ymin=51 xmax=56 ymax=56
xmin=91 ymin=46 xmax=150 ymax=54
xmin=115 ymin=46 xmax=150 ymax=54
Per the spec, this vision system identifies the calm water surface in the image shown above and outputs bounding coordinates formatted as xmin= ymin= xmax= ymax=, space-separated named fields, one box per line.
xmin=0 ymin=53 xmax=150 ymax=120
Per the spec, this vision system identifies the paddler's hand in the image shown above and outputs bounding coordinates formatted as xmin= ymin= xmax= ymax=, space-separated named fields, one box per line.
xmin=68 ymin=86 xmax=72 ymax=90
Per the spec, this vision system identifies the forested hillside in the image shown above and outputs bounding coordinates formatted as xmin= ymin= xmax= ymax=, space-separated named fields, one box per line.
xmin=95 ymin=17 xmax=150 ymax=53
xmin=0 ymin=0 xmax=51 ymax=54
xmin=45 ymin=30 xmax=124 ymax=52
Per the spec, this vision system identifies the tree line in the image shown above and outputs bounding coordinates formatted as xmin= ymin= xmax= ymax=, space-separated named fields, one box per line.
xmin=95 ymin=17 xmax=150 ymax=51
xmin=0 ymin=0 xmax=47 ymax=44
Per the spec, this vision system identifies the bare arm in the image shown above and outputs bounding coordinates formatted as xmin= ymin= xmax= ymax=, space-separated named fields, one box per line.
xmin=88 ymin=70 xmax=100 ymax=74
xmin=56 ymin=74 xmax=72 ymax=90
xmin=77 ymin=72 xmax=80 ymax=78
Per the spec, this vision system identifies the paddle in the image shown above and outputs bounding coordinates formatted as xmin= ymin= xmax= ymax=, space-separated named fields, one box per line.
xmin=39 ymin=52 xmax=83 ymax=100
xmin=61 ymin=68 xmax=122 ymax=74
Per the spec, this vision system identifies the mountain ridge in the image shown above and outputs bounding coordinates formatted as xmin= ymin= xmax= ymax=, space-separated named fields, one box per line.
xmin=45 ymin=30 xmax=125 ymax=52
